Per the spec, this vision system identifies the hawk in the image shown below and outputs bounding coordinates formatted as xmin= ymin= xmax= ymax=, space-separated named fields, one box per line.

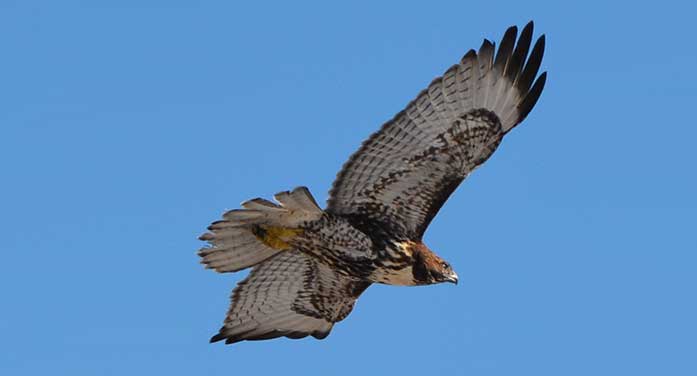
xmin=199 ymin=22 xmax=546 ymax=345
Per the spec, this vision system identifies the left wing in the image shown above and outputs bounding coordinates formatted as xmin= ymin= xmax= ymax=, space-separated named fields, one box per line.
xmin=210 ymin=250 xmax=370 ymax=344
xmin=326 ymin=22 xmax=546 ymax=239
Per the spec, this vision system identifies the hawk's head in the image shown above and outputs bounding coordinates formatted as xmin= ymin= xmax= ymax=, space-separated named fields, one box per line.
xmin=410 ymin=242 xmax=458 ymax=285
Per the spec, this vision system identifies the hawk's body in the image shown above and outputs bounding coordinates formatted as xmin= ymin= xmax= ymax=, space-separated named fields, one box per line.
xmin=199 ymin=22 xmax=547 ymax=344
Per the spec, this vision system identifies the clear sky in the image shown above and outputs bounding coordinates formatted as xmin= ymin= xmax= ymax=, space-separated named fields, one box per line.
xmin=2 ymin=1 xmax=696 ymax=375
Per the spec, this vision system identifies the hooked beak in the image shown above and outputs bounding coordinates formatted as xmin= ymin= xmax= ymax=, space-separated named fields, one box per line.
xmin=445 ymin=271 xmax=459 ymax=285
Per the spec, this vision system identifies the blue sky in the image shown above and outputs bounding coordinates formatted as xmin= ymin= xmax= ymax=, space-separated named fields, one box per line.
xmin=2 ymin=1 xmax=696 ymax=375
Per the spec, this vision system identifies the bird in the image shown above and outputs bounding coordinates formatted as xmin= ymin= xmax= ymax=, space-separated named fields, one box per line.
xmin=198 ymin=21 xmax=547 ymax=345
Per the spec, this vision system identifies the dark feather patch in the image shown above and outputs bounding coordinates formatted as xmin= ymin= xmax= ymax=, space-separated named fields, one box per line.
xmin=494 ymin=25 xmax=518 ymax=74
xmin=505 ymin=21 xmax=534 ymax=81
xmin=516 ymin=34 xmax=545 ymax=96
xmin=517 ymin=72 xmax=547 ymax=124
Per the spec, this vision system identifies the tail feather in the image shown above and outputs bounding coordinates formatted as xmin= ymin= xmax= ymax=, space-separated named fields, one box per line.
xmin=240 ymin=198 xmax=283 ymax=211
xmin=198 ymin=228 xmax=278 ymax=273
xmin=198 ymin=186 xmax=323 ymax=273
xmin=273 ymin=186 xmax=322 ymax=213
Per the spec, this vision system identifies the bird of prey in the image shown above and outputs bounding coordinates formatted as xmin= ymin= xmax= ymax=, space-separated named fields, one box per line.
xmin=198 ymin=22 xmax=546 ymax=345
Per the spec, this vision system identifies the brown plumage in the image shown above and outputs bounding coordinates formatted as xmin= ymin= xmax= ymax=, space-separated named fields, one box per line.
xmin=198 ymin=22 xmax=547 ymax=345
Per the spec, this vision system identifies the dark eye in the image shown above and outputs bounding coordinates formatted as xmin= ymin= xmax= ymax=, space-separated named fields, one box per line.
xmin=441 ymin=262 xmax=450 ymax=270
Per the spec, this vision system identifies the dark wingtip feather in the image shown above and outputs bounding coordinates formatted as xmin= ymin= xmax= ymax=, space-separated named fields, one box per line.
xmin=461 ymin=48 xmax=477 ymax=62
xmin=506 ymin=22 xmax=534 ymax=81
xmin=479 ymin=39 xmax=496 ymax=67
xmin=517 ymin=34 xmax=545 ymax=94
xmin=311 ymin=329 xmax=331 ymax=340
xmin=520 ymin=22 xmax=535 ymax=53
xmin=210 ymin=331 xmax=228 ymax=343
xmin=480 ymin=38 xmax=495 ymax=52
xmin=494 ymin=25 xmax=518 ymax=72
xmin=517 ymin=71 xmax=547 ymax=124
xmin=522 ymin=20 xmax=535 ymax=34
xmin=210 ymin=328 xmax=317 ymax=345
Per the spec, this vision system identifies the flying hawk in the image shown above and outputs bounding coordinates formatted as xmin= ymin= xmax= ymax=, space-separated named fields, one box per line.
xmin=199 ymin=22 xmax=546 ymax=345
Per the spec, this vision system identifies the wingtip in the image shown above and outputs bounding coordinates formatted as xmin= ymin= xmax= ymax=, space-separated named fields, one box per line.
xmin=516 ymin=70 xmax=547 ymax=125
xmin=224 ymin=337 xmax=239 ymax=345
xmin=537 ymin=71 xmax=548 ymax=91
xmin=495 ymin=25 xmax=519 ymax=71
xmin=210 ymin=333 xmax=226 ymax=343
xmin=536 ymin=34 xmax=546 ymax=50
xmin=311 ymin=329 xmax=331 ymax=340
xmin=211 ymin=331 xmax=244 ymax=344
xmin=521 ymin=20 xmax=534 ymax=33
xmin=479 ymin=38 xmax=496 ymax=64
xmin=461 ymin=48 xmax=477 ymax=63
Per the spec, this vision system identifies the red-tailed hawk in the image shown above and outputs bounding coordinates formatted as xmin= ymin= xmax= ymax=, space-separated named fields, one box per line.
xmin=199 ymin=22 xmax=546 ymax=344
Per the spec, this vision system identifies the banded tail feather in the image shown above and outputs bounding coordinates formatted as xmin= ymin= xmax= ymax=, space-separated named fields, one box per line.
xmin=198 ymin=186 xmax=323 ymax=273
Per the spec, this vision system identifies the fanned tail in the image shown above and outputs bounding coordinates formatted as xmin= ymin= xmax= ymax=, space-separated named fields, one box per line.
xmin=198 ymin=186 xmax=323 ymax=273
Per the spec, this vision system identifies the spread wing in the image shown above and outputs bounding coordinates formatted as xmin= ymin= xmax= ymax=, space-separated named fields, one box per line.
xmin=327 ymin=22 xmax=546 ymax=239
xmin=210 ymin=250 xmax=370 ymax=344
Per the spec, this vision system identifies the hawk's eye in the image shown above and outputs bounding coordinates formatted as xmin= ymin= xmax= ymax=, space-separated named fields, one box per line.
xmin=441 ymin=262 xmax=450 ymax=270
